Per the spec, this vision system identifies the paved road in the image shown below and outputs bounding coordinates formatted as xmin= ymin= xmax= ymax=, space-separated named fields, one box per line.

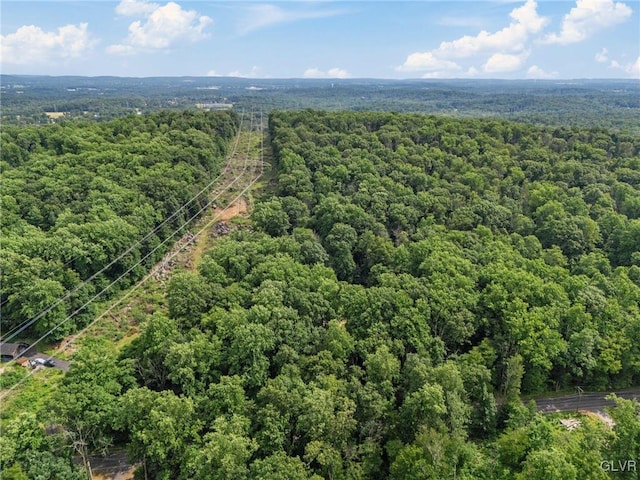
xmin=535 ymin=388 xmax=640 ymax=414
xmin=90 ymin=450 xmax=134 ymax=480
xmin=75 ymin=449 xmax=135 ymax=480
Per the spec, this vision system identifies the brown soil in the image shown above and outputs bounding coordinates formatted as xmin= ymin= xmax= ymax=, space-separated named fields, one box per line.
xmin=215 ymin=196 xmax=248 ymax=221
xmin=187 ymin=196 xmax=250 ymax=271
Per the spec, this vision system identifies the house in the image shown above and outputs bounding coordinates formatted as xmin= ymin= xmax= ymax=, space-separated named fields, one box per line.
xmin=0 ymin=342 xmax=30 ymax=362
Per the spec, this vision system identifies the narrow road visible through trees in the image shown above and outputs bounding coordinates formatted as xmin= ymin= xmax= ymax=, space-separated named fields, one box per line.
xmin=535 ymin=388 xmax=640 ymax=414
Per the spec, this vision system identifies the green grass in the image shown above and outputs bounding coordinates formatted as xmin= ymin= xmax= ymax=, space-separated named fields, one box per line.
xmin=0 ymin=366 xmax=28 ymax=389
xmin=0 ymin=367 xmax=62 ymax=420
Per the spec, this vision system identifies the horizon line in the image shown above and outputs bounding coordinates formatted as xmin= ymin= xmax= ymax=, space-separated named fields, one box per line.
xmin=2 ymin=74 xmax=638 ymax=82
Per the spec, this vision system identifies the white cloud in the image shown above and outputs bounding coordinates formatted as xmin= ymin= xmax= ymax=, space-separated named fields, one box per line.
xmin=238 ymin=4 xmax=346 ymax=35
xmin=527 ymin=64 xmax=558 ymax=78
xmin=116 ymin=0 xmax=158 ymax=16
xmin=303 ymin=68 xmax=324 ymax=78
xmin=610 ymin=56 xmax=640 ymax=77
xmin=467 ymin=66 xmax=480 ymax=76
xmin=483 ymin=52 xmax=529 ymax=73
xmin=1 ymin=23 xmax=94 ymax=65
xmin=595 ymin=47 xmax=609 ymax=63
xmin=627 ymin=57 xmax=640 ymax=76
xmin=327 ymin=68 xmax=349 ymax=78
xmin=398 ymin=52 xmax=461 ymax=72
xmin=226 ymin=66 xmax=262 ymax=78
xmin=398 ymin=0 xmax=548 ymax=75
xmin=303 ymin=67 xmax=350 ymax=78
xmin=433 ymin=0 xmax=548 ymax=58
xmin=421 ymin=72 xmax=448 ymax=79
xmin=543 ymin=0 xmax=632 ymax=45
xmin=108 ymin=1 xmax=212 ymax=55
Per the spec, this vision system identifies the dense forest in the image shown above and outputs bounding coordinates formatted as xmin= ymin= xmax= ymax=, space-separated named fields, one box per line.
xmin=0 ymin=110 xmax=238 ymax=339
xmin=3 ymin=109 xmax=639 ymax=479
xmin=2 ymin=76 xmax=639 ymax=133
xmin=266 ymin=111 xmax=640 ymax=389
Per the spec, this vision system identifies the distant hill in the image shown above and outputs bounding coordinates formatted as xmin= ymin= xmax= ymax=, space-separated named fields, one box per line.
xmin=2 ymin=75 xmax=639 ymax=132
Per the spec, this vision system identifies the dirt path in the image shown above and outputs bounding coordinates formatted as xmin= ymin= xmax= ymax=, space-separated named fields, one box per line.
xmin=56 ymin=125 xmax=264 ymax=355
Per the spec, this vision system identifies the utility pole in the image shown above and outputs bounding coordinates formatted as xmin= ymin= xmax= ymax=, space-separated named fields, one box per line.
xmin=576 ymin=386 xmax=584 ymax=412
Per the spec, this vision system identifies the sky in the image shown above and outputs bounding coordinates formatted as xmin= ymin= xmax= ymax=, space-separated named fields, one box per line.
xmin=1 ymin=0 xmax=639 ymax=79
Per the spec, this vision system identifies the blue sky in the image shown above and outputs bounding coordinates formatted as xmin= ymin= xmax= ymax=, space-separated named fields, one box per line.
xmin=1 ymin=0 xmax=639 ymax=79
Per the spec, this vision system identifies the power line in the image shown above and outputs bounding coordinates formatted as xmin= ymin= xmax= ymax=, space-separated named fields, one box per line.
xmin=1 ymin=111 xmax=246 ymax=345
xmin=0 ymin=109 xmax=264 ymax=401
xmin=0 ymin=109 xmax=256 ymax=368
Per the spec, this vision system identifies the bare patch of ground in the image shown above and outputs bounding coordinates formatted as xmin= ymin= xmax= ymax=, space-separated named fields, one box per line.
xmin=186 ymin=197 xmax=250 ymax=270
xmin=581 ymin=410 xmax=616 ymax=428
xmin=215 ymin=196 xmax=248 ymax=221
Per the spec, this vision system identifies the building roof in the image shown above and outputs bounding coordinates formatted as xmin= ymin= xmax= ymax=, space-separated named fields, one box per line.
xmin=0 ymin=342 xmax=29 ymax=358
